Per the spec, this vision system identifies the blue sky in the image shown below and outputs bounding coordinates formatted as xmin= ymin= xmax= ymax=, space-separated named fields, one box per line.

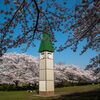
xmin=1 ymin=0 xmax=97 ymax=69
xmin=7 ymin=30 xmax=97 ymax=69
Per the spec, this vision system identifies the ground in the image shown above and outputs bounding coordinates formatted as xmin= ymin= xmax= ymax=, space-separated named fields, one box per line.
xmin=0 ymin=84 xmax=100 ymax=100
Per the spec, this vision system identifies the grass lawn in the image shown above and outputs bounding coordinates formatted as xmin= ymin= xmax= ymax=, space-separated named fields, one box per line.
xmin=0 ymin=84 xmax=100 ymax=100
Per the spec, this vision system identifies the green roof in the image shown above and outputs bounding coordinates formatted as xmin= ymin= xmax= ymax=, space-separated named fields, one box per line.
xmin=39 ymin=32 xmax=54 ymax=52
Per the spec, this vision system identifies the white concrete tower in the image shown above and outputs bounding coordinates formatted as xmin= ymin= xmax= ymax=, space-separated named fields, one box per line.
xmin=39 ymin=29 xmax=54 ymax=96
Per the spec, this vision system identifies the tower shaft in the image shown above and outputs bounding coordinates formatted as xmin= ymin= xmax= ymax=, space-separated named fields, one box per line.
xmin=39 ymin=51 xmax=54 ymax=95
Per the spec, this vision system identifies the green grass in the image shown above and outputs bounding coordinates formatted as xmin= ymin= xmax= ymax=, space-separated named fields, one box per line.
xmin=55 ymin=84 xmax=100 ymax=94
xmin=0 ymin=84 xmax=100 ymax=100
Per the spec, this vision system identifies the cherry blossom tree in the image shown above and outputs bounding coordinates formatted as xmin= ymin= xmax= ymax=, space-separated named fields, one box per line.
xmin=0 ymin=0 xmax=99 ymax=67
xmin=0 ymin=0 xmax=70 ymax=55
xmin=57 ymin=0 xmax=99 ymax=68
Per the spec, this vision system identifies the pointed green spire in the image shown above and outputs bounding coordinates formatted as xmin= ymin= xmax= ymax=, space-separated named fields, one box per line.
xmin=39 ymin=32 xmax=54 ymax=53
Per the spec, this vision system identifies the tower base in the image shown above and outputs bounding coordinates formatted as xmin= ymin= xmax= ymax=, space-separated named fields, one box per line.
xmin=39 ymin=91 xmax=54 ymax=96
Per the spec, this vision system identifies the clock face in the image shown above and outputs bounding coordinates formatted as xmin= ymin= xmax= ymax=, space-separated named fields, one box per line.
xmin=48 ymin=53 xmax=53 ymax=59
xmin=40 ymin=52 xmax=53 ymax=59
xmin=40 ymin=53 xmax=44 ymax=59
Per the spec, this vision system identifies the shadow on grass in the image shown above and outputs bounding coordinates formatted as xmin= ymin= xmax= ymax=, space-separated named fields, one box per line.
xmin=53 ymin=89 xmax=100 ymax=100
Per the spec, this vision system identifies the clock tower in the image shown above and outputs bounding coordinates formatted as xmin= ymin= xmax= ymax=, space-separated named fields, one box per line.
xmin=39 ymin=29 xmax=54 ymax=96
